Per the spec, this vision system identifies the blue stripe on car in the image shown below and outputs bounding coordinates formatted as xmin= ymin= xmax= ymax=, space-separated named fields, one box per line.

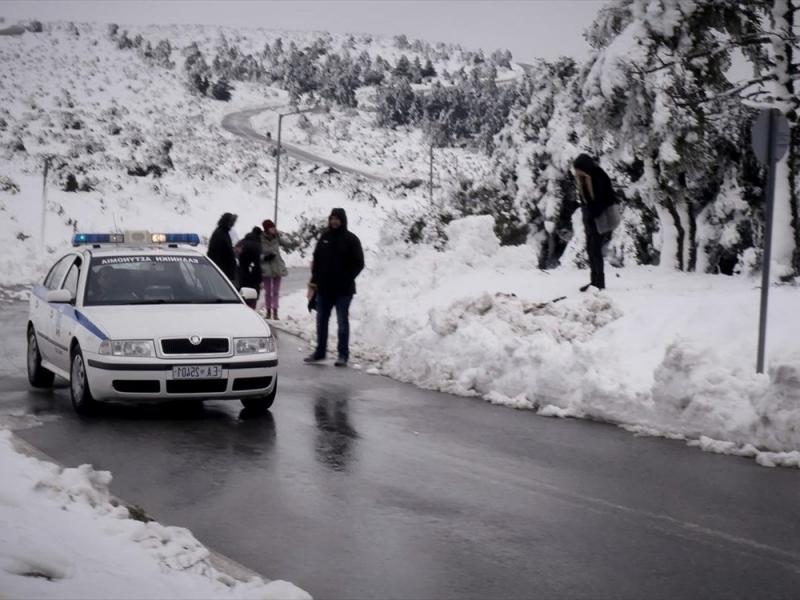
xmin=31 ymin=285 xmax=108 ymax=340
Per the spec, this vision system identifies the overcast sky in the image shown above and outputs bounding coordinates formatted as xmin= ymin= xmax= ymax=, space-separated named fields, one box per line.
xmin=0 ymin=1 xmax=604 ymax=62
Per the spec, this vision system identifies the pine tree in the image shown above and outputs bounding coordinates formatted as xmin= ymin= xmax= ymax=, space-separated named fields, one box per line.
xmin=211 ymin=79 xmax=233 ymax=101
xmin=393 ymin=55 xmax=412 ymax=80
xmin=421 ymin=58 xmax=437 ymax=79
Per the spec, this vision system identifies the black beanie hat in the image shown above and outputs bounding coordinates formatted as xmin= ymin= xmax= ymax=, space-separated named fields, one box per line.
xmin=573 ymin=153 xmax=595 ymax=172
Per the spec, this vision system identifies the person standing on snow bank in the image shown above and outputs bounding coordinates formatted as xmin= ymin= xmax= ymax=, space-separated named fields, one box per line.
xmin=260 ymin=219 xmax=288 ymax=320
xmin=236 ymin=227 xmax=263 ymax=309
xmin=573 ymin=154 xmax=617 ymax=291
xmin=305 ymin=208 xmax=364 ymax=367
xmin=208 ymin=212 xmax=238 ymax=283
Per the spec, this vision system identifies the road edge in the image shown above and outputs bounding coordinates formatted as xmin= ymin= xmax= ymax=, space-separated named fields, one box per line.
xmin=8 ymin=431 xmax=268 ymax=586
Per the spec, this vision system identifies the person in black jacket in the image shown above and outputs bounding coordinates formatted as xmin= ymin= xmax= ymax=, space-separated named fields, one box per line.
xmin=207 ymin=212 xmax=238 ymax=283
xmin=236 ymin=227 xmax=263 ymax=308
xmin=305 ymin=208 xmax=365 ymax=367
xmin=573 ymin=154 xmax=615 ymax=291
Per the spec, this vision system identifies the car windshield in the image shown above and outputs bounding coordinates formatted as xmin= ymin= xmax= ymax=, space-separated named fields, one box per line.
xmin=84 ymin=254 xmax=242 ymax=306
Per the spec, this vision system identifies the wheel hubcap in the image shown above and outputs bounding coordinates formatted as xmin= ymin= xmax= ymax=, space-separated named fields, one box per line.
xmin=71 ymin=355 xmax=85 ymax=400
xmin=27 ymin=333 xmax=38 ymax=374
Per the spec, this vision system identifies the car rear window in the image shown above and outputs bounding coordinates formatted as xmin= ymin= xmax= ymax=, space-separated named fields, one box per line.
xmin=84 ymin=255 xmax=242 ymax=306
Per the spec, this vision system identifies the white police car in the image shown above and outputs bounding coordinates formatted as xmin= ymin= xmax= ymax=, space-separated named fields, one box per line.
xmin=27 ymin=232 xmax=277 ymax=414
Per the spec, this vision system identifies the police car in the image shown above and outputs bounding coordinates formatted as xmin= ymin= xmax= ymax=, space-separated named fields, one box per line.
xmin=27 ymin=232 xmax=277 ymax=414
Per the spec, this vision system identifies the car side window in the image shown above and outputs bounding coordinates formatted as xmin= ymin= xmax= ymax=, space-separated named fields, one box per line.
xmin=43 ymin=256 xmax=73 ymax=290
xmin=61 ymin=262 xmax=80 ymax=299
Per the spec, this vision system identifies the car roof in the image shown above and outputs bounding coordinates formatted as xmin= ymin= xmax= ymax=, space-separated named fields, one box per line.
xmin=83 ymin=245 xmax=205 ymax=258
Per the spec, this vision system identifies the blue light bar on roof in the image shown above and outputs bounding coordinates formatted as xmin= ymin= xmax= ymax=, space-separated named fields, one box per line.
xmin=157 ymin=233 xmax=200 ymax=246
xmin=72 ymin=233 xmax=124 ymax=246
xmin=72 ymin=232 xmax=200 ymax=246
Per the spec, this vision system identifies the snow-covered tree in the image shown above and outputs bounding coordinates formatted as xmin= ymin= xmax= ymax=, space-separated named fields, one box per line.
xmin=580 ymin=0 xmax=798 ymax=276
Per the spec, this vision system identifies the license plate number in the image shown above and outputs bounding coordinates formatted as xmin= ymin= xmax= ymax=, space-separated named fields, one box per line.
xmin=172 ymin=365 xmax=222 ymax=379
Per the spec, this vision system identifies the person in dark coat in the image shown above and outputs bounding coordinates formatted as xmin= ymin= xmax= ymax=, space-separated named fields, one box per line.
xmin=208 ymin=212 xmax=238 ymax=283
xmin=573 ymin=154 xmax=615 ymax=291
xmin=236 ymin=227 xmax=263 ymax=309
xmin=305 ymin=208 xmax=364 ymax=367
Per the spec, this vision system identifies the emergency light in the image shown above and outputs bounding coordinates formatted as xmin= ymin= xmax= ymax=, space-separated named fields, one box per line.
xmin=72 ymin=232 xmax=200 ymax=246
xmin=71 ymin=233 xmax=124 ymax=245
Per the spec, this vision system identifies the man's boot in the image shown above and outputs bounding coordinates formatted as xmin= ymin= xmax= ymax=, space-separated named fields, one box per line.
xmin=273 ymin=308 xmax=278 ymax=320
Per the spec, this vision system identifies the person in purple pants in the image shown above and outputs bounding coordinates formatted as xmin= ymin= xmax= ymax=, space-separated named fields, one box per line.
xmin=260 ymin=219 xmax=288 ymax=320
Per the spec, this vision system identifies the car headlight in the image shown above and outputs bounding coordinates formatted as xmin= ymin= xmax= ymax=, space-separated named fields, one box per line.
xmin=234 ymin=337 xmax=275 ymax=355
xmin=99 ymin=339 xmax=155 ymax=357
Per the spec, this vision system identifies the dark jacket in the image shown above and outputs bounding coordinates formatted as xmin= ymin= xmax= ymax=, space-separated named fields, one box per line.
xmin=208 ymin=213 xmax=237 ymax=281
xmin=237 ymin=229 xmax=263 ymax=290
xmin=574 ymin=154 xmax=617 ymax=218
xmin=311 ymin=208 xmax=365 ymax=296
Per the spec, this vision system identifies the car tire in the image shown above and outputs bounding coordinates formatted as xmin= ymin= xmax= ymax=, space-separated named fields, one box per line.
xmin=240 ymin=376 xmax=277 ymax=413
xmin=27 ymin=326 xmax=55 ymax=388
xmin=70 ymin=346 xmax=98 ymax=415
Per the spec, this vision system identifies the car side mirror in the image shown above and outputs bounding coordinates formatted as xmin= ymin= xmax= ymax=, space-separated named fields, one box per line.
xmin=240 ymin=287 xmax=258 ymax=301
xmin=46 ymin=289 xmax=74 ymax=304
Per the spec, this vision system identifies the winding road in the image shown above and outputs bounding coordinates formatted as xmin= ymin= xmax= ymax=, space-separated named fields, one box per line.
xmin=221 ymin=107 xmax=395 ymax=184
xmin=221 ymin=66 xmax=528 ymax=185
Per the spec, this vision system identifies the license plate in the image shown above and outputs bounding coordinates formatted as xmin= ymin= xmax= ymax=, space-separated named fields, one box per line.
xmin=172 ymin=365 xmax=222 ymax=379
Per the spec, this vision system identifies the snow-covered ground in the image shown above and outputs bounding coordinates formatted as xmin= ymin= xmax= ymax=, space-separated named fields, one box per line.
xmin=279 ymin=216 xmax=800 ymax=468
xmin=2 ymin=15 xmax=800 ymax=600
xmin=0 ymin=431 xmax=310 ymax=599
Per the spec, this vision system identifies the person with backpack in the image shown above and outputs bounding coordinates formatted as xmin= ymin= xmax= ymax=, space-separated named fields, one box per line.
xmin=573 ymin=154 xmax=619 ymax=291
xmin=304 ymin=208 xmax=364 ymax=367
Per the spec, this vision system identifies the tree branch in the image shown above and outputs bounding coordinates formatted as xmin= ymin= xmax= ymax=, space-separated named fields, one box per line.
xmin=640 ymin=32 xmax=797 ymax=76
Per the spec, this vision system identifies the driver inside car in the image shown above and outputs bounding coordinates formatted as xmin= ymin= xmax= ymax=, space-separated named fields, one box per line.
xmin=87 ymin=266 xmax=140 ymax=303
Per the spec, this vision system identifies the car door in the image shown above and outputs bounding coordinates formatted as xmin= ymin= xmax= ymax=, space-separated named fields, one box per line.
xmin=51 ymin=257 xmax=82 ymax=373
xmin=34 ymin=255 xmax=73 ymax=365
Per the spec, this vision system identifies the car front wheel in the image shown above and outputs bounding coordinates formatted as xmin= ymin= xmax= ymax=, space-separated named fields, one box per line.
xmin=240 ymin=376 xmax=277 ymax=413
xmin=70 ymin=347 xmax=98 ymax=415
xmin=27 ymin=327 xmax=54 ymax=388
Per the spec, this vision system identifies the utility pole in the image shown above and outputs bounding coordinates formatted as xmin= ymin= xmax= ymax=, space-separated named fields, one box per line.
xmin=40 ymin=156 xmax=52 ymax=252
xmin=273 ymin=106 xmax=320 ymax=228
xmin=429 ymin=144 xmax=434 ymax=205
xmin=273 ymin=114 xmax=283 ymax=226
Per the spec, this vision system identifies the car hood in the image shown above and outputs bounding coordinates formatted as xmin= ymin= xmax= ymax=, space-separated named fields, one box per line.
xmin=80 ymin=304 xmax=271 ymax=340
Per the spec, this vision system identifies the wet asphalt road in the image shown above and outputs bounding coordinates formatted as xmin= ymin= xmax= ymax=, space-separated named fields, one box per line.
xmin=2 ymin=294 xmax=800 ymax=599
xmin=221 ymin=107 xmax=393 ymax=183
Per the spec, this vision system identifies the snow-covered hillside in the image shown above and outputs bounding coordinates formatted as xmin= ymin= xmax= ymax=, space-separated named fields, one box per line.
xmin=2 ymin=21 xmax=505 ymax=287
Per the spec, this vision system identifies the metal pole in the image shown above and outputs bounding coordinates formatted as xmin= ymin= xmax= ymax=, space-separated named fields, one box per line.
xmin=40 ymin=157 xmax=50 ymax=251
xmin=756 ymin=109 xmax=777 ymax=374
xmin=429 ymin=144 xmax=433 ymax=204
xmin=274 ymin=114 xmax=283 ymax=226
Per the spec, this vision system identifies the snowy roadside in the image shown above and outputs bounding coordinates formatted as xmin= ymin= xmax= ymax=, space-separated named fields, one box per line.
xmin=279 ymin=215 xmax=800 ymax=468
xmin=0 ymin=430 xmax=311 ymax=599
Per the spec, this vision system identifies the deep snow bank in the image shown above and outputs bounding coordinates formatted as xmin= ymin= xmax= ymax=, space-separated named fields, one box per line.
xmin=281 ymin=215 xmax=800 ymax=467
xmin=0 ymin=431 xmax=310 ymax=599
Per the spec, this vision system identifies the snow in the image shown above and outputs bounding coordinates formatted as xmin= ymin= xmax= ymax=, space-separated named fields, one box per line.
xmin=280 ymin=215 xmax=800 ymax=467
xmin=2 ymin=15 xmax=800 ymax=599
xmin=0 ymin=431 xmax=310 ymax=599
xmin=770 ymin=154 xmax=795 ymax=280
